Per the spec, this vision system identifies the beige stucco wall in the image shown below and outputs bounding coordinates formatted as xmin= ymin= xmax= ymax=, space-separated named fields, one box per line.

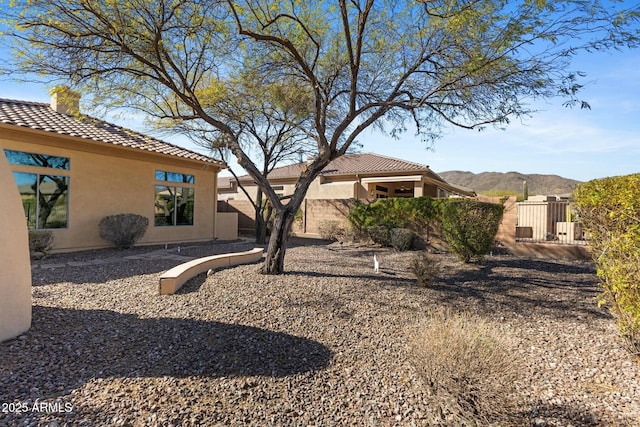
xmin=1 ymin=126 xmax=222 ymax=252
xmin=221 ymin=176 xmax=442 ymax=202
xmin=0 ymin=145 xmax=32 ymax=342
xmin=215 ymin=212 xmax=238 ymax=241
xmin=307 ymin=179 xmax=355 ymax=199
xmin=218 ymin=177 xmax=357 ymax=201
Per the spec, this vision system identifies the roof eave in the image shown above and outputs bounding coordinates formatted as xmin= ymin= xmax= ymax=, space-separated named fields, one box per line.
xmin=0 ymin=123 xmax=225 ymax=169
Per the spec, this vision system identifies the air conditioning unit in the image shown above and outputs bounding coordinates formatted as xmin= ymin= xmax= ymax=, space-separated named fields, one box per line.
xmin=556 ymin=222 xmax=583 ymax=243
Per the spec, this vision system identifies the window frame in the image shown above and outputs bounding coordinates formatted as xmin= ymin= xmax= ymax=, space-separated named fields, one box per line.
xmin=154 ymin=170 xmax=196 ymax=227
xmin=5 ymin=149 xmax=71 ymax=230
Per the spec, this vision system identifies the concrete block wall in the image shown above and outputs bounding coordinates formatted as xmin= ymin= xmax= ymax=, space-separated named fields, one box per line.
xmin=218 ymin=200 xmax=256 ymax=234
xmin=475 ymin=195 xmax=518 ymax=246
xmin=220 ymin=195 xmax=588 ymax=260
xmin=296 ymin=199 xmax=354 ymax=236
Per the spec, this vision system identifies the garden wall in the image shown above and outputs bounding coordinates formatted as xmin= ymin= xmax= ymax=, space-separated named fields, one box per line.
xmin=477 ymin=195 xmax=589 ymax=260
xmin=218 ymin=196 xmax=589 ymax=260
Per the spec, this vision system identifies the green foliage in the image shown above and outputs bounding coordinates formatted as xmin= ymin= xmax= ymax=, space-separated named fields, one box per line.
xmin=441 ymin=199 xmax=503 ymax=263
xmin=7 ymin=0 xmax=639 ymax=274
xmin=390 ymin=228 xmax=414 ymax=251
xmin=99 ymin=213 xmax=149 ymax=249
xmin=348 ymin=197 xmax=441 ymax=236
xmin=410 ymin=252 xmax=440 ymax=287
xmin=28 ymin=230 xmax=54 ymax=258
xmin=574 ymin=174 xmax=640 ymax=354
xmin=479 ymin=189 xmax=522 ymax=201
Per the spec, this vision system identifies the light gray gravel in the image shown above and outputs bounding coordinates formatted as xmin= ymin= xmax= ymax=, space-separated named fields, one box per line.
xmin=1 ymin=239 xmax=639 ymax=426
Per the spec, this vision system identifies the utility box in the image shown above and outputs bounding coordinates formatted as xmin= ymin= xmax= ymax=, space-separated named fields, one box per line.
xmin=556 ymin=222 xmax=583 ymax=243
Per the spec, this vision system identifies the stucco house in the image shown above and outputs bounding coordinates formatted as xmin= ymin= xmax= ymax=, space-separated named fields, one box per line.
xmin=217 ymin=153 xmax=475 ymax=236
xmin=0 ymin=88 xmax=230 ymax=252
xmin=218 ymin=152 xmax=475 ymax=202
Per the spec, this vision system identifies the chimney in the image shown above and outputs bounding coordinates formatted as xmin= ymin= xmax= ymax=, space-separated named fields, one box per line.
xmin=50 ymin=86 xmax=80 ymax=115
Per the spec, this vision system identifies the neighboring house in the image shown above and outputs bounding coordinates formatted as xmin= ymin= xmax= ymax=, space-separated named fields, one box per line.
xmin=218 ymin=152 xmax=476 ymax=202
xmin=218 ymin=153 xmax=475 ymax=236
xmin=0 ymin=88 xmax=228 ymax=252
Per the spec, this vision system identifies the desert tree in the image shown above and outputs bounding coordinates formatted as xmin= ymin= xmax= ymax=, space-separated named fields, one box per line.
xmin=3 ymin=0 xmax=638 ymax=273
xmin=174 ymin=70 xmax=317 ymax=244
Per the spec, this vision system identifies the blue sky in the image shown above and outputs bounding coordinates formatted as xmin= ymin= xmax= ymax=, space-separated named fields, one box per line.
xmin=1 ymin=26 xmax=639 ymax=182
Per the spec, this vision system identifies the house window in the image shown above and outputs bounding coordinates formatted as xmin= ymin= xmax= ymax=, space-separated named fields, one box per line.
xmin=154 ymin=170 xmax=195 ymax=226
xmin=4 ymin=149 xmax=70 ymax=229
xmin=155 ymin=170 xmax=194 ymax=184
xmin=12 ymin=171 xmax=69 ymax=229
xmin=5 ymin=149 xmax=70 ymax=170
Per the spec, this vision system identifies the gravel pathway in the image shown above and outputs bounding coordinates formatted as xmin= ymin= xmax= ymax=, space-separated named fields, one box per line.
xmin=1 ymin=240 xmax=639 ymax=426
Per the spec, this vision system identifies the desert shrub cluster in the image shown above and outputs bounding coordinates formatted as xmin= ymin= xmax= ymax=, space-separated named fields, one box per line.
xmin=575 ymin=173 xmax=640 ymax=354
xmin=348 ymin=197 xmax=441 ymax=250
xmin=348 ymin=197 xmax=503 ymax=262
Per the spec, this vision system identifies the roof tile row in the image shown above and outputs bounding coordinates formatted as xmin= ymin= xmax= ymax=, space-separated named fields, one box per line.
xmin=0 ymin=98 xmax=219 ymax=165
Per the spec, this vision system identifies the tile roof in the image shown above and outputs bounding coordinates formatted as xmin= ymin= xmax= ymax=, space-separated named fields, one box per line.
xmin=218 ymin=176 xmax=235 ymax=189
xmin=0 ymin=98 xmax=221 ymax=165
xmin=230 ymin=153 xmax=475 ymax=196
xmin=245 ymin=153 xmax=435 ymax=180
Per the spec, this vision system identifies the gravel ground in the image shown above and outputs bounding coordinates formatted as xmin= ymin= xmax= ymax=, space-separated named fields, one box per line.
xmin=1 ymin=239 xmax=639 ymax=426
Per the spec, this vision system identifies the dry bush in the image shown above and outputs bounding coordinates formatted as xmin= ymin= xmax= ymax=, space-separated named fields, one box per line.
xmin=391 ymin=227 xmax=414 ymax=251
xmin=367 ymin=224 xmax=391 ymax=246
xmin=318 ymin=220 xmax=346 ymax=241
xmin=99 ymin=213 xmax=148 ymax=249
xmin=408 ymin=309 xmax=522 ymax=425
xmin=29 ymin=230 xmax=54 ymax=258
xmin=410 ymin=252 xmax=441 ymax=286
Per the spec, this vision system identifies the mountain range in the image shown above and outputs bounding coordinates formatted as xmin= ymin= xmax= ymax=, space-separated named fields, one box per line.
xmin=437 ymin=171 xmax=582 ymax=197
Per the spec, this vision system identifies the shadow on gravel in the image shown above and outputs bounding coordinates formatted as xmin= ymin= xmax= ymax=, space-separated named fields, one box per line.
xmin=31 ymin=241 xmax=262 ymax=286
xmin=433 ymin=257 xmax=609 ymax=321
xmin=489 ymin=257 xmax=597 ymax=276
xmin=284 ymin=269 xmax=416 ymax=285
xmin=174 ymin=273 xmax=208 ymax=294
xmin=519 ymin=402 xmax=608 ymax=427
xmin=31 ymin=258 xmax=179 ymax=286
xmin=0 ymin=306 xmax=333 ymax=403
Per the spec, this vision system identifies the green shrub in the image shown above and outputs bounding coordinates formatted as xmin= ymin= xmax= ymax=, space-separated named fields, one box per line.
xmin=441 ymin=199 xmax=503 ymax=263
xmin=574 ymin=174 xmax=640 ymax=354
xmin=348 ymin=197 xmax=441 ymax=235
xmin=99 ymin=213 xmax=149 ymax=249
xmin=390 ymin=227 xmax=413 ymax=251
xmin=410 ymin=252 xmax=440 ymax=286
xmin=29 ymin=230 xmax=54 ymax=258
xmin=408 ymin=310 xmax=521 ymax=425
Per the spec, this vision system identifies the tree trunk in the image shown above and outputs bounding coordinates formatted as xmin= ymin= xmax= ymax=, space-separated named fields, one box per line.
xmin=261 ymin=207 xmax=295 ymax=274
xmin=254 ymin=188 xmax=267 ymax=244
xmin=255 ymin=214 xmax=268 ymax=245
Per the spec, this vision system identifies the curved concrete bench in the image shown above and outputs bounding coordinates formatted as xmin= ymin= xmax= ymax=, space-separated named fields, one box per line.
xmin=159 ymin=247 xmax=264 ymax=295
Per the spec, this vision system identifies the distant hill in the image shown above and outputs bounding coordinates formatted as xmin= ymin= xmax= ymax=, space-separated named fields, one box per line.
xmin=437 ymin=171 xmax=582 ymax=197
